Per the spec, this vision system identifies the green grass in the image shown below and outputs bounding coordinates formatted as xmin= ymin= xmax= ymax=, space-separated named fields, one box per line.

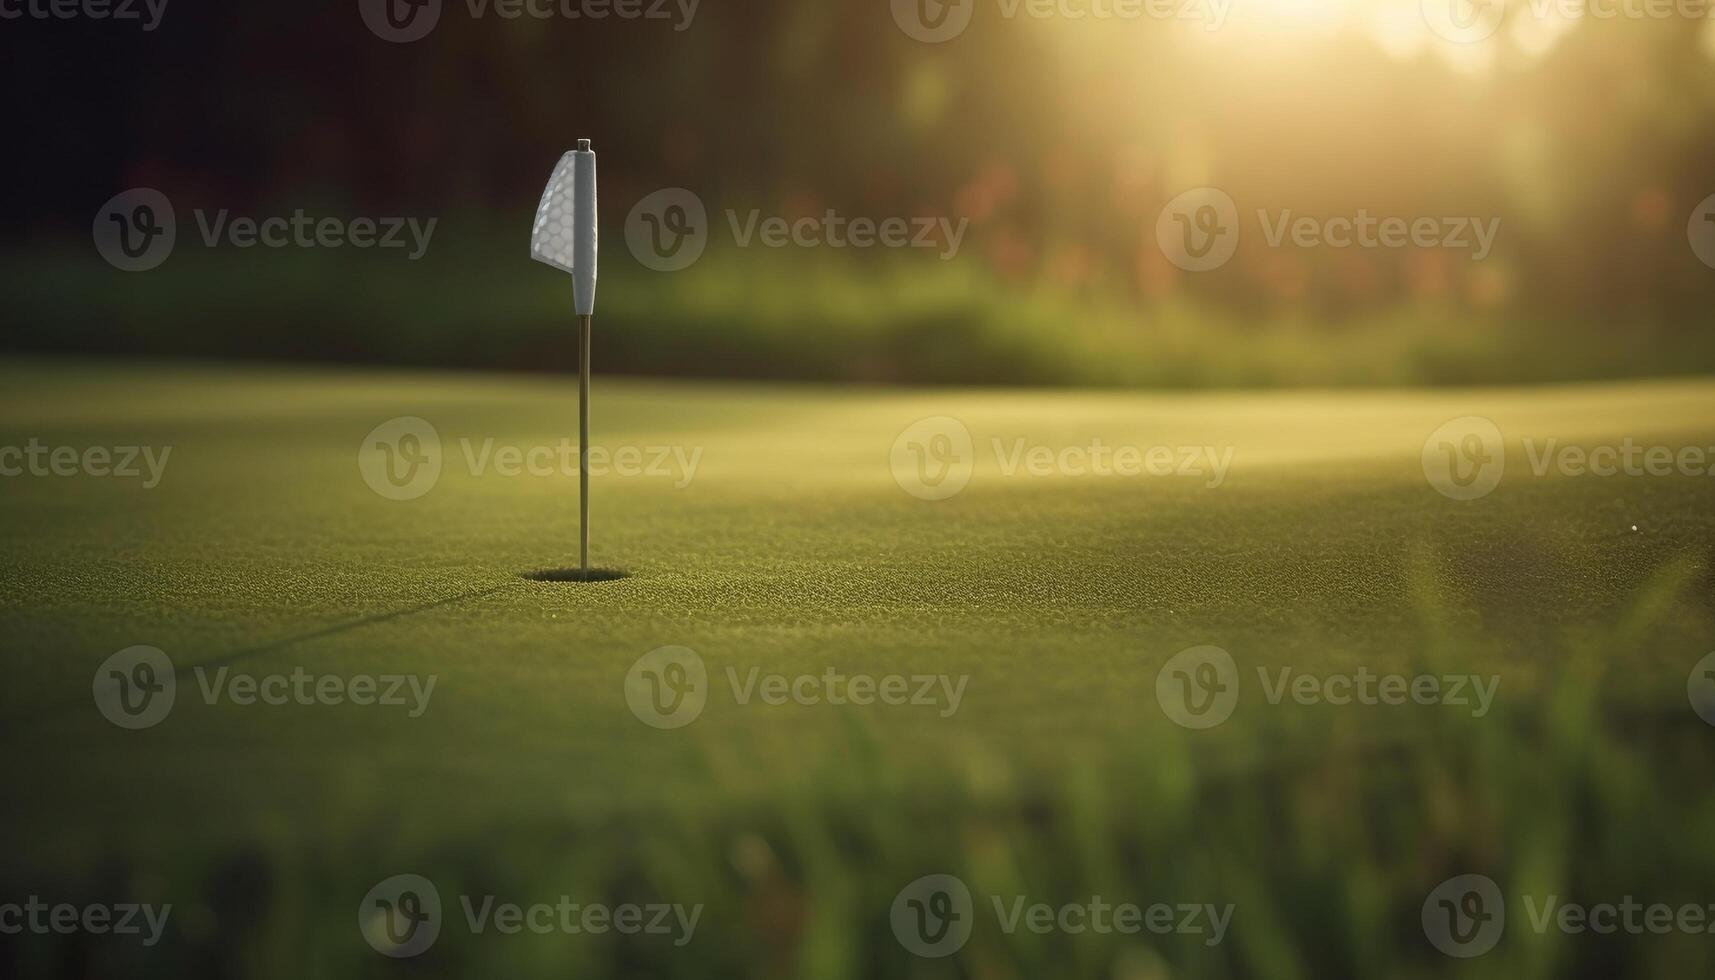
xmin=2 ymin=359 xmax=1714 ymax=978
xmin=9 ymin=226 xmax=1715 ymax=386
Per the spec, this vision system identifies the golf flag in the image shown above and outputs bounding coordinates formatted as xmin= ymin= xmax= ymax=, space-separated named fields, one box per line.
xmin=530 ymin=140 xmax=597 ymax=315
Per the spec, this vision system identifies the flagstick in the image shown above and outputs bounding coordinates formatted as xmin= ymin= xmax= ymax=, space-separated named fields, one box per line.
xmin=529 ymin=140 xmax=597 ymax=579
xmin=578 ymin=312 xmax=591 ymax=578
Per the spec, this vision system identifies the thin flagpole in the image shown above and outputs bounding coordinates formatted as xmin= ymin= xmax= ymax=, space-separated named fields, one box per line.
xmin=578 ymin=313 xmax=591 ymax=578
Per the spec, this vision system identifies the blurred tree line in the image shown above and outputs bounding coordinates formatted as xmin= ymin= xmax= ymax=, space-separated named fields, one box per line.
xmin=3 ymin=1 xmax=1713 ymax=377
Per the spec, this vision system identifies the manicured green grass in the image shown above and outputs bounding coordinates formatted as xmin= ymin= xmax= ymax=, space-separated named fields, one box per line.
xmin=2 ymin=360 xmax=1714 ymax=978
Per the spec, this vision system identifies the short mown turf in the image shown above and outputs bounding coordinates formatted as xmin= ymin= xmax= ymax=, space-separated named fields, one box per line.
xmin=2 ymin=360 xmax=1713 ymax=978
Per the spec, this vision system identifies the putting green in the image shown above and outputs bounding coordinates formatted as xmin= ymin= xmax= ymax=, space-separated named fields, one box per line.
xmin=3 ymin=360 xmax=1714 ymax=977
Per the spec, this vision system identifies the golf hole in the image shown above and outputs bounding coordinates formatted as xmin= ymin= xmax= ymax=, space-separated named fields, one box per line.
xmin=521 ymin=567 xmax=631 ymax=584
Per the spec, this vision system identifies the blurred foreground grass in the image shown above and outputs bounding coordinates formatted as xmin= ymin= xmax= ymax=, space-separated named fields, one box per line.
xmin=9 ymin=631 xmax=1715 ymax=980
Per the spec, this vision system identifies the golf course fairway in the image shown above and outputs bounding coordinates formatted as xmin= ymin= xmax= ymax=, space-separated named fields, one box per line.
xmin=3 ymin=359 xmax=1714 ymax=978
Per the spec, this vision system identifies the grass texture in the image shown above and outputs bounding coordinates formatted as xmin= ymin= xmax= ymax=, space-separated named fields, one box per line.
xmin=1 ymin=360 xmax=1714 ymax=977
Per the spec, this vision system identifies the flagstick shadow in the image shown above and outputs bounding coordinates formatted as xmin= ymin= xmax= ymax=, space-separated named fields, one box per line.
xmin=188 ymin=581 xmax=520 ymax=674
xmin=1 ymin=581 xmax=522 ymax=733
